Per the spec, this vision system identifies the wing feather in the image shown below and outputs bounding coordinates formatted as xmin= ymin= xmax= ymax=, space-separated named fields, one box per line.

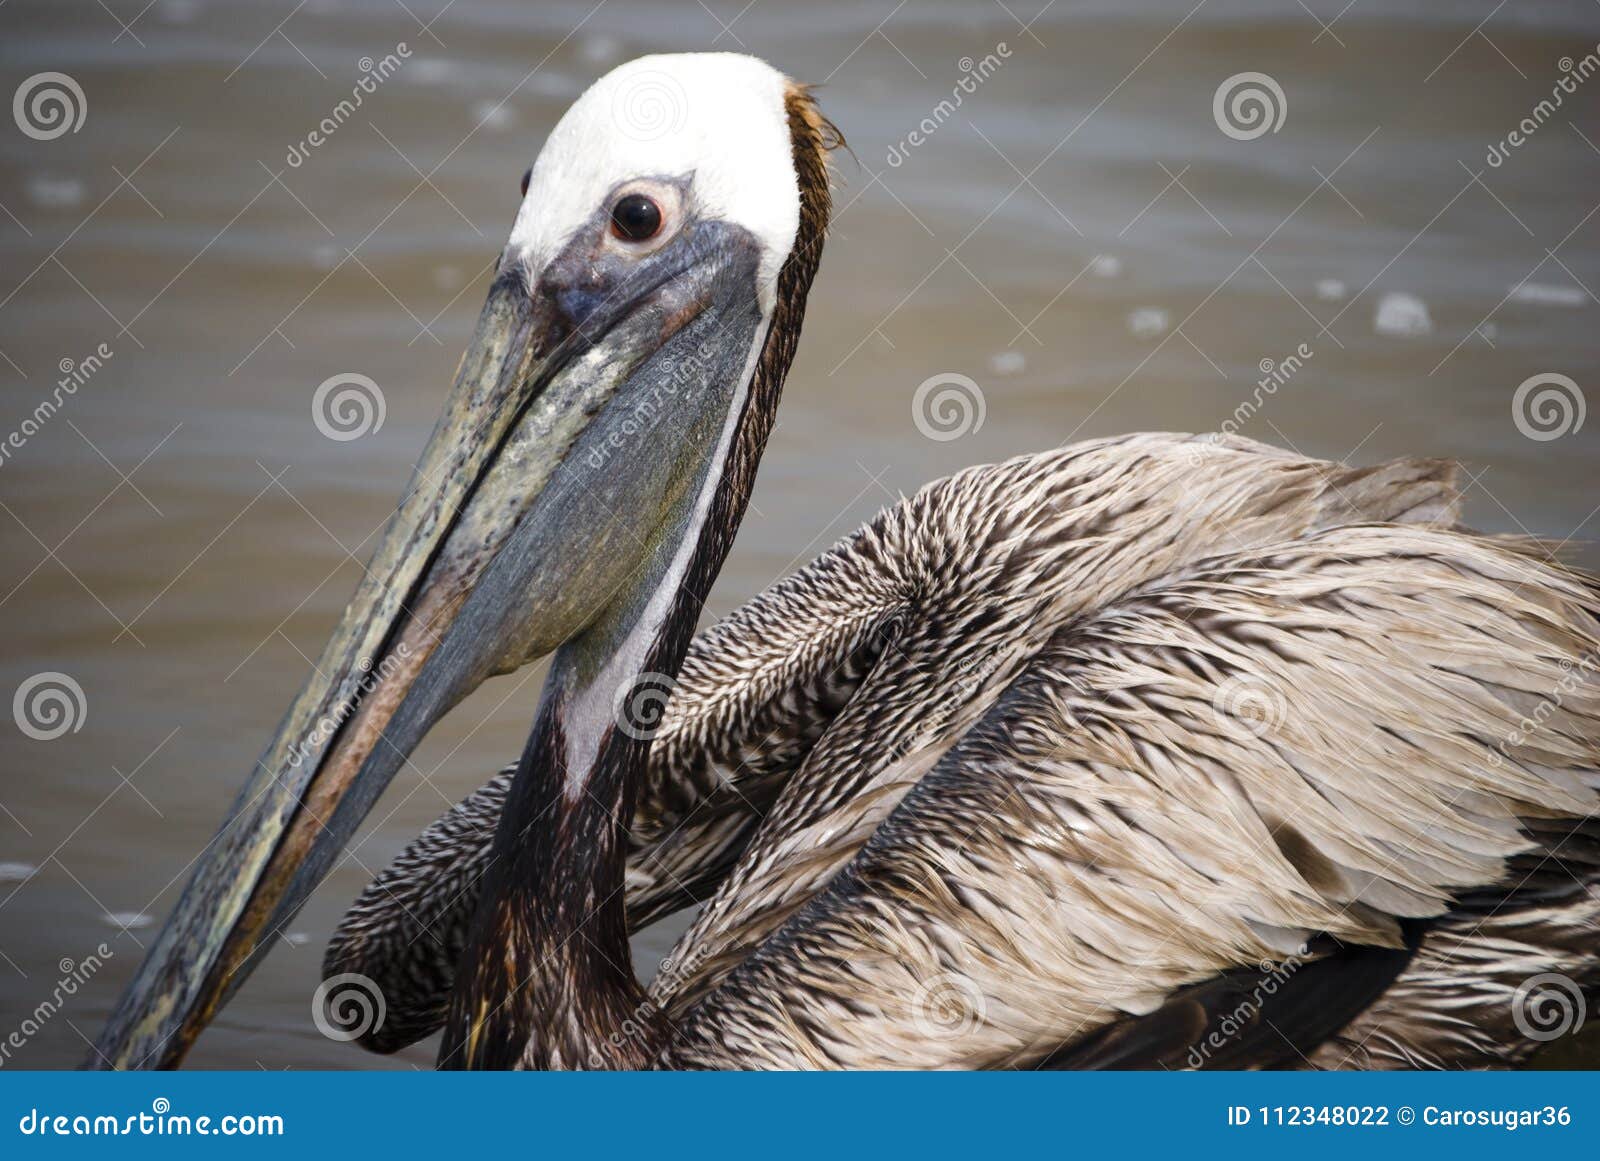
xmin=664 ymin=524 xmax=1599 ymax=1068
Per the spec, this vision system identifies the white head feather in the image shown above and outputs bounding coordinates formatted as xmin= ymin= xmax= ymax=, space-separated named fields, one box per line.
xmin=508 ymin=53 xmax=801 ymax=311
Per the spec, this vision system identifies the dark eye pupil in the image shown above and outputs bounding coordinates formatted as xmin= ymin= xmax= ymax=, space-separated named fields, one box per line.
xmin=520 ymin=167 xmax=531 ymax=198
xmin=611 ymin=194 xmax=661 ymax=241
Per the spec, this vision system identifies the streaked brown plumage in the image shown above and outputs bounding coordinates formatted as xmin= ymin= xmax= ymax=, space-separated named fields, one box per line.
xmin=328 ymin=432 xmax=1600 ymax=1067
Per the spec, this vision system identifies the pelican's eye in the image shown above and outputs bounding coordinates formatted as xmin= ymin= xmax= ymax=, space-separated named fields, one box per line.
xmin=520 ymin=167 xmax=531 ymax=198
xmin=610 ymin=194 xmax=662 ymax=242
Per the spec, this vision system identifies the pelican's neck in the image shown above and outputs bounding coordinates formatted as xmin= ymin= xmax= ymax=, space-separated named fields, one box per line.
xmin=438 ymin=297 xmax=774 ymax=1071
xmin=437 ymin=626 xmax=667 ymax=1070
xmin=437 ymin=323 xmax=758 ymax=1066
xmin=439 ymin=88 xmax=833 ymax=1069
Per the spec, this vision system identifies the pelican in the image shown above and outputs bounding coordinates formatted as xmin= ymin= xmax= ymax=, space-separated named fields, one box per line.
xmin=96 ymin=53 xmax=1599 ymax=1071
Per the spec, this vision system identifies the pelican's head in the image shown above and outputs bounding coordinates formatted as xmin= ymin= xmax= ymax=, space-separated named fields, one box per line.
xmin=511 ymin=53 xmax=808 ymax=312
xmin=94 ymin=53 xmax=834 ymax=1069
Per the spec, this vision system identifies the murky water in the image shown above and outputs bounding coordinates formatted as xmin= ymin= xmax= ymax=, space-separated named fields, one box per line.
xmin=2 ymin=0 xmax=1598 ymax=1069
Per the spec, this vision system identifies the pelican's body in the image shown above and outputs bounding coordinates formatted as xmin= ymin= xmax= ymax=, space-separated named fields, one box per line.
xmin=95 ymin=54 xmax=1599 ymax=1071
xmin=331 ymin=433 xmax=1600 ymax=1068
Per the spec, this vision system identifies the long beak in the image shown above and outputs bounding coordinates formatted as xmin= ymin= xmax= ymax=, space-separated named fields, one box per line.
xmin=92 ymin=231 xmax=763 ymax=1068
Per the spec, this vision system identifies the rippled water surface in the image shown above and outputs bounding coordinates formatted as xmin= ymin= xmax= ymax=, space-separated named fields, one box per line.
xmin=2 ymin=0 xmax=1599 ymax=1068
